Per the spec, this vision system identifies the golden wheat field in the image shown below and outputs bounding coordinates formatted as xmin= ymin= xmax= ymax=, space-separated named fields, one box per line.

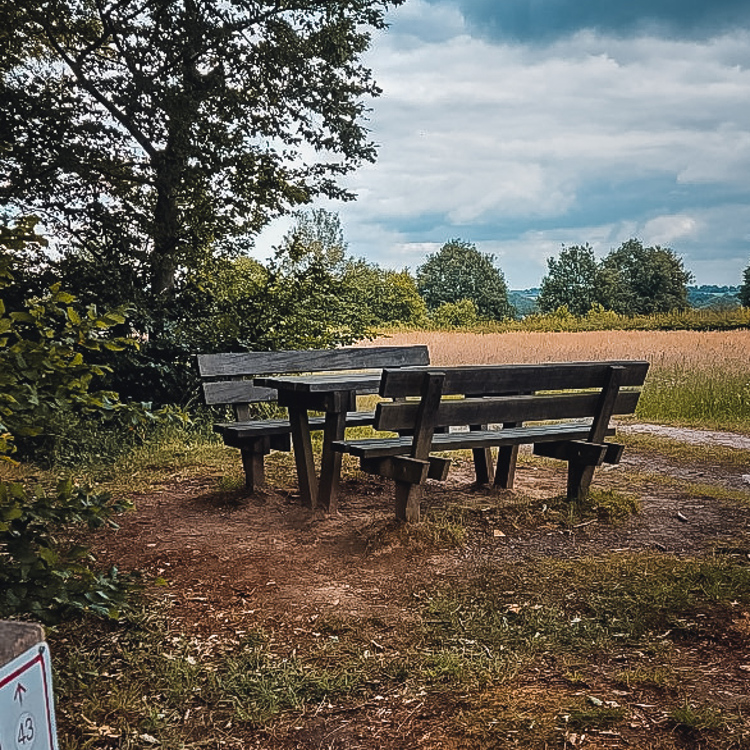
xmin=365 ymin=329 xmax=750 ymax=430
xmin=368 ymin=328 xmax=750 ymax=372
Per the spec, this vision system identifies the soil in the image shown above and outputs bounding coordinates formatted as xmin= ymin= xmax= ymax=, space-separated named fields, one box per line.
xmin=89 ymin=425 xmax=750 ymax=749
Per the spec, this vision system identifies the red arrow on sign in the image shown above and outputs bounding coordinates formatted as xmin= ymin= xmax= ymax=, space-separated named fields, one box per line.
xmin=14 ymin=682 xmax=27 ymax=705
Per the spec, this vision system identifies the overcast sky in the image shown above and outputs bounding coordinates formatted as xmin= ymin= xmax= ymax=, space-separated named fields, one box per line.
xmin=254 ymin=0 xmax=750 ymax=289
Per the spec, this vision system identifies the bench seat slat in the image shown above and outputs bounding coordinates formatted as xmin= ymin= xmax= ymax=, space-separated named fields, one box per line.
xmin=334 ymin=422 xmax=616 ymax=459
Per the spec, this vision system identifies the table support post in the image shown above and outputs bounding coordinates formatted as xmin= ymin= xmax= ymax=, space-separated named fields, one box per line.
xmin=288 ymin=407 xmax=318 ymax=508
xmin=319 ymin=409 xmax=347 ymax=513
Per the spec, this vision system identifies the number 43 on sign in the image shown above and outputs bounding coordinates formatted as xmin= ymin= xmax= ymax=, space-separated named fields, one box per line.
xmin=0 ymin=644 xmax=58 ymax=750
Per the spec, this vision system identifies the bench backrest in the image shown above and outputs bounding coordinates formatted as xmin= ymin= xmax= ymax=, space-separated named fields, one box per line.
xmin=374 ymin=360 xmax=649 ymax=432
xmin=198 ymin=345 xmax=431 ymax=408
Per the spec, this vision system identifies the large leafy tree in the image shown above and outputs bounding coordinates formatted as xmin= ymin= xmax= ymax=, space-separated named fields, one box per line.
xmin=537 ymin=243 xmax=603 ymax=316
xmin=739 ymin=262 xmax=750 ymax=307
xmin=416 ymin=239 xmax=514 ymax=320
xmin=599 ymin=239 xmax=693 ymax=315
xmin=1 ymin=0 xmax=403 ymax=308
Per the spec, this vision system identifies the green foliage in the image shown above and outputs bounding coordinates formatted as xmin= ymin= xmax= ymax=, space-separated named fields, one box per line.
xmin=739 ymin=262 xmax=750 ymax=307
xmin=2 ymin=0 xmax=404 ymax=300
xmin=388 ymin=305 xmax=750 ymax=335
xmin=416 ymin=239 xmax=515 ymax=320
xmin=0 ymin=478 xmax=133 ymax=622
xmin=53 ymin=211 xmax=380 ymax=405
xmin=536 ymin=239 xmax=694 ymax=318
xmin=538 ymin=244 xmax=603 ymax=315
xmin=431 ymin=298 xmax=479 ymax=328
xmin=342 ymin=263 xmax=428 ymax=326
xmin=599 ymin=238 xmax=693 ymax=314
xmin=1 ymin=219 xmax=187 ymax=461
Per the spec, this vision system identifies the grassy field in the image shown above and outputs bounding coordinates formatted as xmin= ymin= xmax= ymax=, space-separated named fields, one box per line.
xmin=367 ymin=329 xmax=750 ymax=433
xmin=25 ymin=329 xmax=750 ymax=749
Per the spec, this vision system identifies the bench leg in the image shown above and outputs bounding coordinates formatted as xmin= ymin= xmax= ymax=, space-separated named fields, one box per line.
xmin=471 ymin=425 xmax=494 ymax=484
xmin=567 ymin=462 xmax=596 ymax=500
xmin=494 ymin=446 xmax=519 ymax=488
xmin=395 ymin=481 xmax=423 ymax=523
xmin=319 ymin=410 xmax=347 ymax=514
xmin=240 ymin=448 xmax=266 ymax=491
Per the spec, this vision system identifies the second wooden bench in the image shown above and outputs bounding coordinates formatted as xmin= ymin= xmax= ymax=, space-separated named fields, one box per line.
xmin=333 ymin=360 xmax=649 ymax=521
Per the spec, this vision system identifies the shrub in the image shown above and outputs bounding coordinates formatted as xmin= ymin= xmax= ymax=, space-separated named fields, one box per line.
xmin=0 ymin=479 xmax=134 ymax=622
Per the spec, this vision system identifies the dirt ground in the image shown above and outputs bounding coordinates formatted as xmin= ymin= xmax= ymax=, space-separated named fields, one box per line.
xmin=90 ymin=426 xmax=750 ymax=749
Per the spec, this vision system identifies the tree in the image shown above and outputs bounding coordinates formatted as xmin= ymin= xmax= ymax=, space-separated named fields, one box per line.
xmin=537 ymin=244 xmax=602 ymax=316
xmin=1 ymin=0 xmax=404 ymax=310
xmin=416 ymin=239 xmax=514 ymax=320
xmin=598 ymin=239 xmax=693 ymax=315
xmin=739 ymin=263 xmax=750 ymax=307
xmin=340 ymin=263 xmax=427 ymax=326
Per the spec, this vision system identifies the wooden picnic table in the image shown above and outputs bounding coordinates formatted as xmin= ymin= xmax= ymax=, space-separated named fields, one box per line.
xmin=198 ymin=345 xmax=429 ymax=492
xmin=254 ymin=371 xmax=383 ymax=512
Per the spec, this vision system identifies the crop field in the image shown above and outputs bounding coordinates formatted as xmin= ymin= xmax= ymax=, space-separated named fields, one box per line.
xmin=368 ymin=329 xmax=750 ymax=433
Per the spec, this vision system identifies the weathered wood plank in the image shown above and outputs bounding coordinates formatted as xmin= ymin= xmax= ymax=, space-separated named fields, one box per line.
xmin=334 ymin=423 xmax=617 ymax=459
xmin=216 ymin=411 xmax=376 ymax=440
xmin=379 ymin=360 xmax=649 ymax=398
xmin=395 ymin=371 xmax=445 ymax=522
xmin=571 ymin=365 xmax=625 ymax=499
xmin=375 ymin=390 xmax=642 ymax=432
xmin=288 ymin=407 xmax=318 ymax=508
xmin=203 ymin=381 xmax=277 ymax=405
xmin=198 ymin=345 xmax=429 ymax=378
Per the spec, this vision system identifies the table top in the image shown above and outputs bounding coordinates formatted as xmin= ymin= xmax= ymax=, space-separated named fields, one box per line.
xmin=254 ymin=371 xmax=383 ymax=395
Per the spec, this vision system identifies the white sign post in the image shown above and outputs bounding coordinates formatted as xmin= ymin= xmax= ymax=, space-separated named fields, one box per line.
xmin=0 ymin=642 xmax=58 ymax=750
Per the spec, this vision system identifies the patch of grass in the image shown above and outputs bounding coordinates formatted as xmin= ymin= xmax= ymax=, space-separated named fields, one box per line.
xmin=669 ymin=700 xmax=734 ymax=732
xmin=51 ymin=600 xmax=375 ymax=749
xmin=364 ymin=503 xmax=469 ymax=552
xmin=640 ymin=472 xmax=750 ymax=507
xmin=50 ymin=553 xmax=750 ymax=748
xmin=616 ymin=664 xmax=678 ymax=690
xmin=566 ymin=701 xmax=627 ymax=730
xmin=637 ymin=367 xmax=750 ymax=433
xmin=569 ymin=488 xmax=642 ymax=525
xmin=420 ymin=554 xmax=750 ymax=667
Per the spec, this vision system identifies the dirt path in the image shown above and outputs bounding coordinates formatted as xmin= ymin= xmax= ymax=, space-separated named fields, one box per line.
xmin=619 ymin=422 xmax=750 ymax=451
xmin=87 ymin=430 xmax=750 ymax=749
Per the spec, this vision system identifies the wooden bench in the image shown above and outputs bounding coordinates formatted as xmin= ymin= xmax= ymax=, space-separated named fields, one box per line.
xmin=197 ymin=345 xmax=430 ymax=491
xmin=333 ymin=360 xmax=649 ymax=522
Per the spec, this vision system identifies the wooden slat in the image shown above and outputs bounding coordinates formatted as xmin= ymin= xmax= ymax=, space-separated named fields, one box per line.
xmin=375 ymin=390 xmax=642 ymax=432
xmin=379 ymin=360 xmax=649 ymax=398
xmin=259 ymin=372 xmax=381 ymax=395
xmin=202 ymin=381 xmax=277 ymax=405
xmin=334 ymin=422 xmax=617 ymax=459
xmin=216 ymin=411 xmax=375 ymax=438
xmin=197 ymin=345 xmax=429 ymax=378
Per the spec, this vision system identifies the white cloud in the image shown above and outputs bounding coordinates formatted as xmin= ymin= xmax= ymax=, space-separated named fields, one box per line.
xmin=251 ymin=8 xmax=750 ymax=288
xmin=642 ymin=214 xmax=699 ymax=245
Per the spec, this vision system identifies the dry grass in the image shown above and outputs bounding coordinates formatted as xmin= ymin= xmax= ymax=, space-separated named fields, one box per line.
xmin=365 ymin=330 xmax=750 ymax=432
xmin=366 ymin=329 xmax=750 ymax=372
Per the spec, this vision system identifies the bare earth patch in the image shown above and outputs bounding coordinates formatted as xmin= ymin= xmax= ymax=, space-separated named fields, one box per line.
xmin=85 ymin=427 xmax=750 ymax=749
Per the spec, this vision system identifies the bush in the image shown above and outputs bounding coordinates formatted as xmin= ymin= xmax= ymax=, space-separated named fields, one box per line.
xmin=0 ymin=479 xmax=134 ymax=622
xmin=431 ymin=299 xmax=480 ymax=328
